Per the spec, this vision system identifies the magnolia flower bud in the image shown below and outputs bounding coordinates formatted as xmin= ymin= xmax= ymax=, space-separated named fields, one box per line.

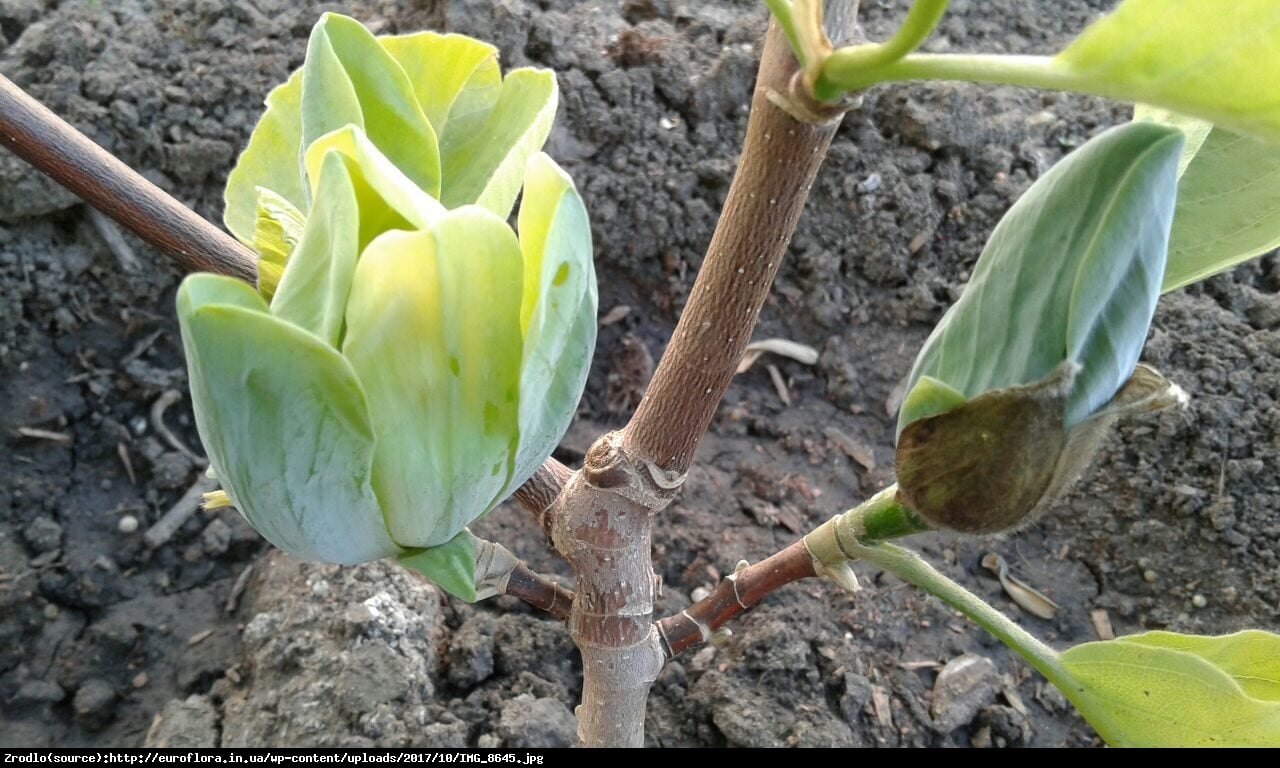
xmin=177 ymin=14 xmax=595 ymax=599
xmin=894 ymin=123 xmax=1186 ymax=533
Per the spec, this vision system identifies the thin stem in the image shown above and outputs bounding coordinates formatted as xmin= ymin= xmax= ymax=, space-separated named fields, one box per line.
xmin=656 ymin=539 xmax=816 ymax=658
xmin=793 ymin=0 xmax=833 ymax=75
xmin=0 ymin=74 xmax=257 ymax=282
xmin=765 ymin=0 xmax=806 ymax=68
xmin=825 ymin=0 xmax=949 ymax=75
xmin=804 ymin=490 xmax=1065 ymax=684
xmin=851 ymin=540 xmax=1067 ymax=683
xmin=817 ymin=51 xmax=1067 ymax=99
xmin=659 ymin=484 xmax=929 ymax=658
xmin=504 ymin=564 xmax=574 ymax=622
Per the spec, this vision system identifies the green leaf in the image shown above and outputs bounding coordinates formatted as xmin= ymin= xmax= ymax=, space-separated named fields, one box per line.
xmin=1056 ymin=0 xmax=1280 ymax=144
xmin=439 ymin=68 xmax=558 ymax=218
xmin=303 ymin=13 xmax=441 ymax=198
xmin=1135 ymin=108 xmax=1280 ymax=292
xmin=268 ymin=152 xmax=360 ymax=347
xmin=1058 ymin=632 xmax=1280 ymax=746
xmin=176 ymin=274 xmax=398 ymax=565
xmin=1133 ymin=104 xmax=1212 ymax=176
xmin=380 ymin=32 xmax=500 ymax=138
xmin=510 ymin=153 xmax=597 ymax=493
xmin=899 ymin=123 xmax=1182 ymax=437
xmin=1121 ymin=630 xmax=1280 ymax=700
xmin=250 ymin=188 xmax=305 ymax=302
xmin=225 ymin=71 xmax=305 ymax=244
xmin=398 ymin=529 xmax=478 ymax=602
xmin=342 ymin=211 xmax=524 ymax=549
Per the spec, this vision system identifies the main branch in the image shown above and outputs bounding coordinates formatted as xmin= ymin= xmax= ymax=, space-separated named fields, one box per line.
xmin=622 ymin=4 xmax=860 ymax=474
xmin=553 ymin=4 xmax=862 ymax=747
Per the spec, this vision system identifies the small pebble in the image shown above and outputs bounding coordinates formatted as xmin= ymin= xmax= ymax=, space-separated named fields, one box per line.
xmin=43 ymin=604 xmax=59 ymax=620
xmin=1142 ymin=569 xmax=1157 ymax=583
xmin=118 ymin=515 xmax=139 ymax=534
xmin=1191 ymin=594 xmax=1207 ymax=609
xmin=132 ymin=672 xmax=149 ymax=689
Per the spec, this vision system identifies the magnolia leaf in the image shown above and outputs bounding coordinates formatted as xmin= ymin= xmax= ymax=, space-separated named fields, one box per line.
xmin=398 ymin=529 xmax=479 ymax=602
xmin=303 ymin=13 xmax=440 ymax=198
xmin=1135 ymin=107 xmax=1280 ymax=292
xmin=342 ymin=212 xmax=524 ymax=549
xmin=509 ymin=153 xmax=598 ymax=494
xmin=1120 ymin=630 xmax=1280 ymax=700
xmin=380 ymin=32 xmax=500 ymax=138
xmin=225 ymin=71 xmax=305 ymax=244
xmin=176 ymin=274 xmax=397 ymax=565
xmin=1133 ymin=104 xmax=1212 ymax=175
xmin=1056 ymin=0 xmax=1280 ymax=144
xmin=899 ymin=123 xmax=1182 ymax=438
xmin=439 ymin=68 xmax=558 ymax=218
xmin=1058 ymin=632 xmax=1280 ymax=746
xmin=251 ymin=188 xmax=305 ymax=301
xmin=268 ymin=152 xmax=360 ymax=347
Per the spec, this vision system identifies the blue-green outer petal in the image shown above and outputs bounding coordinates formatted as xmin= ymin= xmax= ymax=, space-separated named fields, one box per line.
xmin=177 ymin=274 xmax=397 ymax=565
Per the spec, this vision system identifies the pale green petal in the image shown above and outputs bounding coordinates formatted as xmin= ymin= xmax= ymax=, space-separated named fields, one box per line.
xmin=304 ymin=126 xmax=445 ymax=239
xmin=176 ymin=274 xmax=396 ymax=565
xmin=380 ymin=31 xmax=499 ymax=136
xmin=304 ymin=13 xmax=441 ymax=197
xmin=440 ymin=68 xmax=558 ymax=218
xmin=300 ymin=17 xmax=364 ymax=154
xmin=343 ymin=210 xmax=524 ymax=548
xmin=251 ymin=188 xmax=305 ymax=302
xmin=269 ymin=152 xmax=360 ymax=346
xmin=510 ymin=153 xmax=597 ymax=491
xmin=225 ymin=71 xmax=305 ymax=244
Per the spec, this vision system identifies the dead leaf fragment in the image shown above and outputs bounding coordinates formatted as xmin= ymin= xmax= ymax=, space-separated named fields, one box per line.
xmin=598 ymin=304 xmax=631 ymax=327
xmin=1090 ymin=608 xmax=1115 ymax=640
xmin=736 ymin=338 xmax=820 ymax=374
xmin=823 ymin=426 xmax=876 ymax=471
xmin=981 ymin=552 xmax=1058 ymax=620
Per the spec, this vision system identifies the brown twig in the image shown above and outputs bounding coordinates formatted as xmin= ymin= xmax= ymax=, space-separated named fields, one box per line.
xmin=655 ymin=539 xmax=817 ymax=658
xmin=511 ymin=457 xmax=573 ymax=536
xmin=504 ymin=564 xmax=574 ymax=622
xmin=0 ymin=73 xmax=257 ymax=282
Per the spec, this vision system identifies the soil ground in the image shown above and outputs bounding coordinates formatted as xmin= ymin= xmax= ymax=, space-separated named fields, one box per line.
xmin=1 ymin=0 xmax=1277 ymax=748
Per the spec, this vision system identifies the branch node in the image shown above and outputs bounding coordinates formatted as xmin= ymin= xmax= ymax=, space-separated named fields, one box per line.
xmin=583 ymin=432 xmax=684 ymax=511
